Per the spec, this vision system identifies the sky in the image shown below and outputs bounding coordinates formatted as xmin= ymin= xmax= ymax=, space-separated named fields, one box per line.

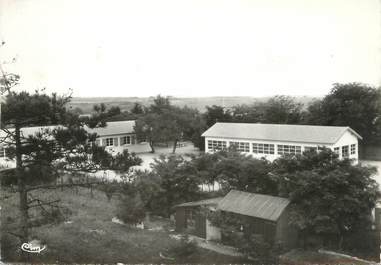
xmin=0 ymin=0 xmax=380 ymax=98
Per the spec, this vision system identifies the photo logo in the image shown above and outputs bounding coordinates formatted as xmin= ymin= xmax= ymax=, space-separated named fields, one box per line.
xmin=21 ymin=242 xmax=46 ymax=253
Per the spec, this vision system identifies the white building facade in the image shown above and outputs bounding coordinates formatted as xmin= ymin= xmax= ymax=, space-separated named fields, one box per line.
xmin=202 ymin=123 xmax=361 ymax=163
xmin=84 ymin=120 xmax=150 ymax=154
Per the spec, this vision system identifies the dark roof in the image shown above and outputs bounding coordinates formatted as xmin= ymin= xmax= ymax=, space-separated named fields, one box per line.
xmin=201 ymin=123 xmax=362 ymax=144
xmin=217 ymin=190 xmax=290 ymax=221
xmin=175 ymin=197 xmax=223 ymax=208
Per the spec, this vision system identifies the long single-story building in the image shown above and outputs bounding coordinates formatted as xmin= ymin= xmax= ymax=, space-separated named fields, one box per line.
xmin=202 ymin=123 xmax=362 ymax=162
xmin=0 ymin=120 xmax=150 ymax=169
xmin=84 ymin=120 xmax=151 ymax=154
xmin=175 ymin=190 xmax=298 ymax=249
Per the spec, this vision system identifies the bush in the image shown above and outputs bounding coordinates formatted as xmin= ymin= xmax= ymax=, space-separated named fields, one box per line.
xmin=98 ymin=180 xmax=120 ymax=202
xmin=168 ymin=235 xmax=198 ymax=258
xmin=342 ymin=230 xmax=379 ymax=260
xmin=116 ymin=193 xmax=146 ymax=225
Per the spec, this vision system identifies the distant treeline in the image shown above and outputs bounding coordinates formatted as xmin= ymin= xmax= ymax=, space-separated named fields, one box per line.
xmin=71 ymin=83 xmax=381 ymax=153
xmin=68 ymin=96 xmax=316 ymax=113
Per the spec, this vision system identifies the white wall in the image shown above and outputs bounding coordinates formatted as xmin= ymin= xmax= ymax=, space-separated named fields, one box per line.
xmin=96 ymin=133 xmax=151 ymax=154
xmin=332 ymin=130 xmax=359 ymax=162
xmin=206 ymin=219 xmax=221 ymax=241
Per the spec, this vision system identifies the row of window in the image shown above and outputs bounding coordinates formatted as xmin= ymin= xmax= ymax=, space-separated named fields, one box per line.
xmin=104 ymin=135 xmax=132 ymax=147
xmin=207 ymin=140 xmax=357 ymax=157
xmin=335 ymin=144 xmax=356 ymax=158
xmin=277 ymin=145 xmax=302 ymax=155
xmin=207 ymin=140 xmax=302 ymax=155
xmin=207 ymin=140 xmax=227 ymax=151
xmin=253 ymin=143 xmax=275 ymax=154
xmin=230 ymin=141 xmax=250 ymax=152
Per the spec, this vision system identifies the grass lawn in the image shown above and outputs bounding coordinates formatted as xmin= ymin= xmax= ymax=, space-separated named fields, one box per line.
xmin=1 ymin=185 xmax=247 ymax=264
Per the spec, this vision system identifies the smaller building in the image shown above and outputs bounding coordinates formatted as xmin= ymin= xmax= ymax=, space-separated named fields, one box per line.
xmin=175 ymin=197 xmax=223 ymax=241
xmin=175 ymin=190 xmax=298 ymax=249
xmin=84 ymin=120 xmax=150 ymax=154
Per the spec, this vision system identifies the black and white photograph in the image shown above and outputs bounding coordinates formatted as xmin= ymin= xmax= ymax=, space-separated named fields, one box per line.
xmin=0 ymin=0 xmax=381 ymax=264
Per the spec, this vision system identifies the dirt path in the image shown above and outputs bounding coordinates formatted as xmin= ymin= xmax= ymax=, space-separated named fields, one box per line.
xmin=188 ymin=235 xmax=243 ymax=257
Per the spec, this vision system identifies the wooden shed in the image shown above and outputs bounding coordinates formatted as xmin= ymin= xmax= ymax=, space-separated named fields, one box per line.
xmin=218 ymin=190 xmax=298 ymax=249
xmin=174 ymin=197 xmax=223 ymax=240
xmin=175 ymin=190 xmax=298 ymax=249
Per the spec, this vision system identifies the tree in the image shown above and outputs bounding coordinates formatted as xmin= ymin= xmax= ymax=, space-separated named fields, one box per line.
xmin=116 ymin=193 xmax=146 ymax=225
xmin=305 ymin=83 xmax=381 ymax=145
xmin=204 ymin=105 xmax=232 ymax=127
xmin=215 ymin=150 xmax=276 ymax=195
xmin=231 ymin=103 xmax=265 ymax=123
xmin=130 ymin=102 xmax=145 ymax=115
xmin=1 ymin=89 xmax=141 ymax=247
xmin=107 ymin=106 xmax=121 ymax=117
xmin=134 ymin=112 xmax=161 ymax=153
xmin=190 ymin=149 xmax=277 ymax=195
xmin=273 ymin=148 xmax=380 ymax=248
xmin=140 ymin=155 xmax=201 ymax=216
xmin=263 ymin=95 xmax=303 ymax=124
xmin=135 ymin=96 xmax=205 ymax=153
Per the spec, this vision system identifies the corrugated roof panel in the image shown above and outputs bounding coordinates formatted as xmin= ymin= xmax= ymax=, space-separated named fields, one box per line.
xmin=175 ymin=197 xmax=224 ymax=208
xmin=217 ymin=190 xmax=290 ymax=221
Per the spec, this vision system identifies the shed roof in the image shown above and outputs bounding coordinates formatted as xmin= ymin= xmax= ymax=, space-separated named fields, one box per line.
xmin=175 ymin=197 xmax=223 ymax=208
xmin=217 ymin=190 xmax=290 ymax=221
xmin=201 ymin=123 xmax=362 ymax=144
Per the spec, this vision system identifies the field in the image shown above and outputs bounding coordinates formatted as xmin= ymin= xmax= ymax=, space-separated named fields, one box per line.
xmin=1 ymin=186 xmax=247 ymax=264
xmin=68 ymin=96 xmax=316 ymax=113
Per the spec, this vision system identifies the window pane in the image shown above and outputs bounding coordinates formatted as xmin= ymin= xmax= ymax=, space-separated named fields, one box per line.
xmin=342 ymin=145 xmax=349 ymax=158
xmin=350 ymin=144 xmax=356 ymax=155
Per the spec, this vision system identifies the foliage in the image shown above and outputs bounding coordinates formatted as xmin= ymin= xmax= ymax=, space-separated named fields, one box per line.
xmin=238 ymin=234 xmax=274 ymax=261
xmin=231 ymin=103 xmax=265 ymax=123
xmin=134 ymin=95 xmax=205 ymax=153
xmin=214 ymin=149 xmax=276 ymax=194
xmin=167 ymin=235 xmax=198 ymax=259
xmin=207 ymin=210 xmax=275 ymax=261
xmin=190 ymin=149 xmax=277 ymax=195
xmin=135 ymin=155 xmax=201 ymax=216
xmin=304 ymin=83 xmax=381 ymax=145
xmin=273 ymin=148 xmax=380 ymax=248
xmin=97 ymin=180 xmax=120 ymax=201
xmin=116 ymin=192 xmax=146 ymax=225
xmin=130 ymin=102 xmax=145 ymax=114
xmin=263 ymin=95 xmax=303 ymax=124
xmin=1 ymin=87 xmax=142 ymax=245
xmin=204 ymin=105 xmax=232 ymax=127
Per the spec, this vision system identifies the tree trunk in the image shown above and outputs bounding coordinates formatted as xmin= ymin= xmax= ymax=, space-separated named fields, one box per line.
xmin=149 ymin=141 xmax=155 ymax=153
xmin=61 ymin=174 xmax=64 ymax=191
xmin=15 ymin=126 xmax=29 ymax=243
xmin=172 ymin=139 xmax=178 ymax=154
xmin=338 ymin=233 xmax=344 ymax=250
